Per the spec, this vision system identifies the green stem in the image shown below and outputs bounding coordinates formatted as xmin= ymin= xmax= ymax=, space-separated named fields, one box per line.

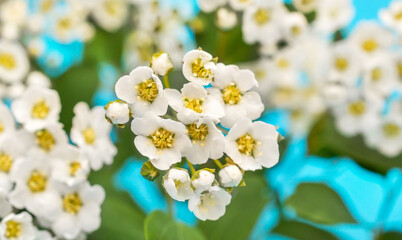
xmin=186 ymin=159 xmax=196 ymax=175
xmin=213 ymin=159 xmax=224 ymax=169
xmin=163 ymin=75 xmax=170 ymax=89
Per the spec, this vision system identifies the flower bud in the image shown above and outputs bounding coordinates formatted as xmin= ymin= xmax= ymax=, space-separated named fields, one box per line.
xmin=216 ymin=8 xmax=237 ymax=31
xmin=191 ymin=169 xmax=215 ymax=193
xmin=26 ymin=71 xmax=51 ymax=88
xmin=163 ymin=168 xmax=194 ymax=201
xmin=219 ymin=165 xmax=243 ymax=188
xmin=105 ymin=100 xmax=131 ymax=126
xmin=140 ymin=161 xmax=160 ymax=181
xmin=150 ymin=52 xmax=173 ymax=76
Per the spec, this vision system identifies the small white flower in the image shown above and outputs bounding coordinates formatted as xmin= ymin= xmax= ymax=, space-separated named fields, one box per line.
xmin=314 ymin=0 xmax=354 ymax=34
xmin=0 ymin=135 xmax=25 ymax=192
xmin=151 ymin=52 xmax=174 ymax=76
xmin=26 ymin=71 xmax=51 ymax=89
xmin=0 ymin=102 xmax=15 ymax=140
xmin=283 ymin=12 xmax=308 ymax=41
xmin=163 ymin=168 xmax=194 ymax=201
xmin=91 ymin=0 xmax=128 ymax=32
xmin=293 ymin=0 xmax=317 ymax=13
xmin=197 ymin=0 xmax=226 ymax=13
xmin=105 ymin=100 xmax=131 ymax=125
xmin=12 ymin=87 xmax=61 ymax=132
xmin=380 ymin=1 xmax=402 ymax=33
xmin=191 ymin=169 xmax=215 ymax=194
xmin=188 ymin=186 xmax=231 ymax=221
xmin=166 ymin=82 xmax=224 ymax=123
xmin=115 ymin=66 xmax=168 ymax=117
xmin=131 ymin=112 xmax=191 ymax=170
xmin=182 ymin=49 xmax=216 ymax=85
xmin=0 ymin=212 xmax=35 ymax=240
xmin=71 ymin=102 xmax=117 ymax=170
xmin=219 ymin=164 xmax=242 ymax=188
xmin=52 ymin=182 xmax=105 ymax=239
xmin=210 ymin=63 xmax=264 ymax=128
xmin=0 ymin=40 xmax=29 ymax=83
xmin=229 ymin=0 xmax=253 ymax=11
xmin=216 ymin=8 xmax=238 ymax=31
xmin=0 ymin=0 xmax=28 ymax=27
xmin=225 ymin=118 xmax=279 ymax=171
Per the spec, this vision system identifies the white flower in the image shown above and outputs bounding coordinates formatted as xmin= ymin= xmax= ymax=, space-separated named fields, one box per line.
xmin=182 ymin=49 xmax=216 ymax=85
xmin=71 ymin=102 xmax=117 ymax=171
xmin=131 ymin=112 xmax=191 ymax=170
xmin=197 ymin=0 xmax=226 ymax=13
xmin=210 ymin=64 xmax=264 ymax=128
xmin=191 ymin=169 xmax=215 ymax=194
xmin=0 ymin=135 xmax=25 ymax=192
xmin=49 ymin=6 xmax=89 ymax=43
xmin=188 ymin=186 xmax=231 ymax=221
xmin=380 ymin=1 xmax=402 ymax=33
xmin=163 ymin=168 xmax=194 ymax=201
xmin=26 ymin=71 xmax=51 ymax=89
xmin=91 ymin=0 xmax=128 ymax=32
xmin=12 ymin=87 xmax=61 ymax=132
xmin=219 ymin=164 xmax=242 ymax=187
xmin=183 ymin=118 xmax=225 ymax=164
xmin=229 ymin=0 xmax=253 ymax=11
xmin=293 ymin=0 xmax=317 ymax=13
xmin=35 ymin=229 xmax=54 ymax=240
xmin=9 ymin=153 xmax=61 ymax=221
xmin=166 ymin=82 xmax=224 ymax=123
xmin=51 ymin=145 xmax=90 ymax=187
xmin=0 ymin=212 xmax=35 ymax=240
xmin=225 ymin=118 xmax=279 ymax=171
xmin=105 ymin=100 xmax=131 ymax=125
xmin=282 ymin=12 xmax=308 ymax=41
xmin=216 ymin=8 xmax=238 ymax=31
xmin=151 ymin=52 xmax=173 ymax=76
xmin=115 ymin=66 xmax=168 ymax=117
xmin=0 ymin=40 xmax=29 ymax=83
xmin=52 ymin=182 xmax=105 ymax=239
xmin=0 ymin=103 xmax=15 ymax=140
xmin=314 ymin=0 xmax=354 ymax=34
xmin=0 ymin=191 xmax=12 ymax=218
xmin=0 ymin=0 xmax=28 ymax=27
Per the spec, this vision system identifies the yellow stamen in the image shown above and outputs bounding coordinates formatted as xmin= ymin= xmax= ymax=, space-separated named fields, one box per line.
xmin=186 ymin=123 xmax=209 ymax=141
xmin=69 ymin=161 xmax=81 ymax=176
xmin=137 ymin=79 xmax=159 ymax=103
xmin=383 ymin=123 xmax=400 ymax=138
xmin=183 ymin=97 xmax=204 ymax=113
xmin=254 ymin=8 xmax=270 ymax=25
xmin=191 ymin=59 xmax=211 ymax=79
xmin=0 ymin=153 xmax=12 ymax=173
xmin=222 ymin=85 xmax=242 ymax=105
xmin=35 ymin=129 xmax=55 ymax=152
xmin=82 ymin=128 xmax=96 ymax=145
xmin=0 ymin=53 xmax=16 ymax=70
xmin=32 ymin=100 xmax=50 ymax=119
xmin=27 ymin=170 xmax=47 ymax=193
xmin=348 ymin=101 xmax=366 ymax=116
xmin=63 ymin=193 xmax=82 ymax=214
xmin=150 ymin=128 xmax=174 ymax=149
xmin=335 ymin=57 xmax=348 ymax=71
xmin=236 ymin=134 xmax=256 ymax=156
xmin=5 ymin=220 xmax=21 ymax=238
xmin=362 ymin=39 xmax=378 ymax=53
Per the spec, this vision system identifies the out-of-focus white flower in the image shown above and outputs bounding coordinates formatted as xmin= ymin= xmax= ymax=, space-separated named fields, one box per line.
xmin=91 ymin=0 xmax=128 ymax=32
xmin=197 ymin=0 xmax=226 ymax=13
xmin=229 ymin=0 xmax=253 ymax=11
xmin=0 ymin=191 xmax=12 ymax=218
xmin=182 ymin=49 xmax=216 ymax=85
xmin=0 ymin=103 xmax=15 ymax=140
xmin=0 ymin=135 xmax=25 ymax=192
xmin=216 ymin=8 xmax=238 ymax=31
xmin=0 ymin=0 xmax=28 ymax=27
xmin=50 ymin=7 xmax=89 ymax=43
xmin=166 ymin=82 xmax=224 ymax=123
xmin=131 ymin=112 xmax=191 ymax=170
xmin=51 ymin=182 xmax=105 ymax=239
xmin=225 ymin=118 xmax=279 ymax=171
xmin=314 ymin=0 xmax=354 ymax=34
xmin=27 ymin=38 xmax=45 ymax=57
xmin=151 ymin=52 xmax=174 ymax=76
xmin=115 ymin=66 xmax=168 ymax=117
xmin=380 ymin=1 xmax=402 ymax=33
xmin=26 ymin=71 xmax=51 ymax=88
xmin=12 ymin=87 xmax=61 ymax=132
xmin=1 ymin=23 xmax=20 ymax=40
xmin=183 ymin=118 xmax=225 ymax=165
xmin=163 ymin=168 xmax=194 ymax=201
xmin=188 ymin=186 xmax=231 ymax=221
xmin=293 ymin=0 xmax=317 ymax=13
xmin=219 ymin=164 xmax=242 ymax=188
xmin=0 ymin=40 xmax=29 ymax=84
xmin=0 ymin=212 xmax=35 ymax=240
xmin=283 ymin=12 xmax=308 ymax=41
xmin=191 ymin=169 xmax=215 ymax=194
xmin=71 ymin=102 xmax=117 ymax=171
xmin=210 ymin=63 xmax=264 ymax=128
xmin=105 ymin=100 xmax=131 ymax=125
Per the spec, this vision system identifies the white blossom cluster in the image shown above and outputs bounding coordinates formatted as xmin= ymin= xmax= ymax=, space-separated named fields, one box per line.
xmin=105 ymin=49 xmax=280 ymax=221
xmin=0 ymin=86 xmax=116 ymax=239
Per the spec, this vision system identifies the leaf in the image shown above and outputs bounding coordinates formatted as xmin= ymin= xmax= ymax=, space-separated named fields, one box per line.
xmin=308 ymin=113 xmax=402 ymax=174
xmin=377 ymin=231 xmax=402 ymax=240
xmin=285 ymin=183 xmax=356 ymax=225
xmin=198 ymin=174 xmax=270 ymax=240
xmin=144 ymin=211 xmax=206 ymax=240
xmin=272 ymin=220 xmax=339 ymax=240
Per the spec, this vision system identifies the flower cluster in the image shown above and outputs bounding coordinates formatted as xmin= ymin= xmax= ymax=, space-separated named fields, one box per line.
xmin=0 ymin=86 xmax=116 ymax=239
xmin=105 ymin=49 xmax=280 ymax=221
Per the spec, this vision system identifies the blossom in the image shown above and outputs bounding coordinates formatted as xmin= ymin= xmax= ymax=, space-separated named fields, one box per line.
xmin=90 ymin=0 xmax=128 ymax=32
xmin=293 ymin=0 xmax=317 ymax=13
xmin=105 ymin=100 xmax=131 ymax=125
xmin=219 ymin=164 xmax=243 ymax=188
xmin=0 ymin=103 xmax=15 ymax=140
xmin=314 ymin=0 xmax=354 ymax=34
xmin=0 ymin=40 xmax=29 ymax=83
xmin=150 ymin=52 xmax=174 ymax=76
xmin=182 ymin=49 xmax=216 ymax=85
xmin=163 ymin=168 xmax=194 ymax=201
xmin=191 ymin=169 xmax=215 ymax=194
xmin=225 ymin=118 xmax=279 ymax=171
xmin=197 ymin=0 xmax=226 ymax=13
xmin=0 ymin=212 xmax=35 ymax=240
xmin=216 ymin=8 xmax=238 ymax=31
xmin=380 ymin=1 xmax=402 ymax=33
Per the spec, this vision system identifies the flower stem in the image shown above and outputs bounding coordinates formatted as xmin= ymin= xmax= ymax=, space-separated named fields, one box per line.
xmin=213 ymin=159 xmax=224 ymax=169
xmin=186 ymin=159 xmax=196 ymax=175
xmin=163 ymin=75 xmax=170 ymax=89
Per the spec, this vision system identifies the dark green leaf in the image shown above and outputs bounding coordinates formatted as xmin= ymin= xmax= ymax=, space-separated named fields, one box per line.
xmin=272 ymin=220 xmax=339 ymax=240
xmin=377 ymin=231 xmax=402 ymax=240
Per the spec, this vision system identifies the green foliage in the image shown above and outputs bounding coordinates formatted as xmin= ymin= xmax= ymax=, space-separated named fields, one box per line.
xmin=285 ymin=182 xmax=356 ymax=225
xmin=377 ymin=231 xmax=402 ymax=240
xmin=144 ymin=211 xmax=206 ymax=240
xmin=272 ymin=220 xmax=339 ymax=240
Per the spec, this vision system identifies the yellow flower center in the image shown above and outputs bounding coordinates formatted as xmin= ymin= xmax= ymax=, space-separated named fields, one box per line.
xmin=335 ymin=57 xmax=348 ymax=71
xmin=383 ymin=123 xmax=400 ymax=138
xmin=254 ymin=8 xmax=270 ymax=25
xmin=362 ymin=39 xmax=378 ymax=53
xmin=199 ymin=193 xmax=215 ymax=212
xmin=186 ymin=123 xmax=209 ymax=141
xmin=57 ymin=17 xmax=72 ymax=30
xmin=0 ymin=122 xmax=3 ymax=133
xmin=63 ymin=193 xmax=82 ymax=215
xmin=371 ymin=67 xmax=382 ymax=81
xmin=236 ymin=134 xmax=256 ymax=156
xmin=0 ymin=53 xmax=16 ymax=70
xmin=397 ymin=62 xmax=402 ymax=79
xmin=0 ymin=153 xmax=12 ymax=173
xmin=302 ymin=0 xmax=315 ymax=5
xmin=27 ymin=170 xmax=47 ymax=193
xmin=82 ymin=128 xmax=96 ymax=145
xmin=32 ymin=100 xmax=50 ymax=119
xmin=69 ymin=161 xmax=81 ymax=176
xmin=150 ymin=128 xmax=174 ymax=149
xmin=222 ymin=85 xmax=242 ymax=105
xmin=395 ymin=12 xmax=402 ymax=20
xmin=183 ymin=97 xmax=204 ymax=113
xmin=5 ymin=220 xmax=21 ymax=238
xmin=191 ymin=58 xmax=212 ymax=79
xmin=40 ymin=0 xmax=53 ymax=12
xmin=291 ymin=26 xmax=301 ymax=36
xmin=136 ymin=79 xmax=159 ymax=103
xmin=277 ymin=58 xmax=290 ymax=69
xmin=348 ymin=101 xmax=366 ymax=116
xmin=35 ymin=130 xmax=55 ymax=152
xmin=104 ymin=1 xmax=118 ymax=15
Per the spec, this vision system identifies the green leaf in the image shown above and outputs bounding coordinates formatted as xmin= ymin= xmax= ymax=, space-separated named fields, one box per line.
xmin=144 ymin=211 xmax=206 ymax=240
xmin=272 ymin=220 xmax=339 ymax=240
xmin=285 ymin=183 xmax=356 ymax=225
xmin=377 ymin=231 xmax=402 ymax=240
xmin=198 ymin=174 xmax=270 ymax=240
